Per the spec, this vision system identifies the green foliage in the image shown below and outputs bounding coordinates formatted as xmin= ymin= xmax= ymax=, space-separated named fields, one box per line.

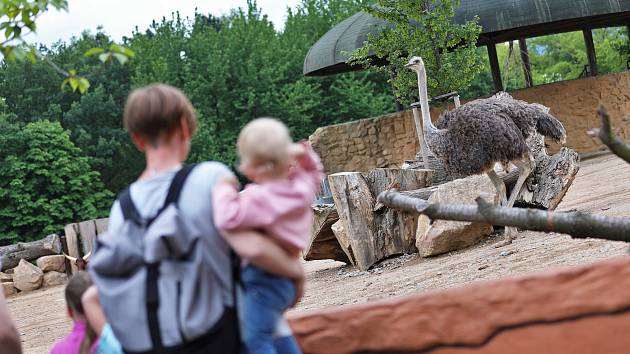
xmin=350 ymin=0 xmax=483 ymax=101
xmin=1 ymin=0 xmax=134 ymax=93
xmin=0 ymin=119 xmax=112 ymax=244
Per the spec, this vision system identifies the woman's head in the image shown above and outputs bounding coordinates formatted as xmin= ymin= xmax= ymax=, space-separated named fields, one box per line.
xmin=237 ymin=118 xmax=299 ymax=181
xmin=65 ymin=272 xmax=92 ymax=319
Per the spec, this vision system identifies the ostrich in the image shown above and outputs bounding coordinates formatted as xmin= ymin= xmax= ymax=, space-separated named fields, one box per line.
xmin=406 ymin=56 xmax=566 ymax=245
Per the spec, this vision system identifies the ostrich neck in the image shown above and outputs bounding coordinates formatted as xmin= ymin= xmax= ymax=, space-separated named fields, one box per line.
xmin=416 ymin=68 xmax=438 ymax=136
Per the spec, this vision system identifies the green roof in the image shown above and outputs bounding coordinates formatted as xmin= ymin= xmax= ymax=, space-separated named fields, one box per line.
xmin=304 ymin=0 xmax=630 ymax=76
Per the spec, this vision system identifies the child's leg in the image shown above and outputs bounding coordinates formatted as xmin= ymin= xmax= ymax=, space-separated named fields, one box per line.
xmin=242 ymin=265 xmax=296 ymax=354
xmin=273 ymin=336 xmax=301 ymax=354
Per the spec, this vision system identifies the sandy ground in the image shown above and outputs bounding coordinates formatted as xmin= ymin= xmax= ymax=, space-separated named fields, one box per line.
xmin=7 ymin=154 xmax=630 ymax=354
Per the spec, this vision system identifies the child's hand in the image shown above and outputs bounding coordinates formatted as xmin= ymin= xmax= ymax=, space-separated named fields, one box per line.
xmin=289 ymin=142 xmax=307 ymax=158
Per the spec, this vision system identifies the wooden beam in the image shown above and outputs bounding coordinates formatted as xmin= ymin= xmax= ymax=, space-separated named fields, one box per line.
xmin=583 ymin=29 xmax=598 ymax=76
xmin=487 ymin=43 xmax=504 ymax=92
xmin=518 ymin=38 xmax=534 ymax=87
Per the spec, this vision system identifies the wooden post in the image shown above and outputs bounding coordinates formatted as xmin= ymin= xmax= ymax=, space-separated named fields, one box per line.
xmin=583 ymin=29 xmax=598 ymax=76
xmin=487 ymin=43 xmax=504 ymax=92
xmin=518 ymin=38 xmax=533 ymax=87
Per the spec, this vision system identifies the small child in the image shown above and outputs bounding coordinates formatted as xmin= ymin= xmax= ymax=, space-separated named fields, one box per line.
xmin=50 ymin=272 xmax=97 ymax=354
xmin=213 ymin=118 xmax=324 ymax=354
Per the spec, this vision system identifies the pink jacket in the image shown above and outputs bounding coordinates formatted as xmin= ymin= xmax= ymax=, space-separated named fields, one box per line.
xmin=213 ymin=143 xmax=324 ymax=253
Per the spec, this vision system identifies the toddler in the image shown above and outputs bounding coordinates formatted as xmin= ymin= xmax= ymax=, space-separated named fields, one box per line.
xmin=213 ymin=118 xmax=324 ymax=354
xmin=50 ymin=272 xmax=97 ymax=354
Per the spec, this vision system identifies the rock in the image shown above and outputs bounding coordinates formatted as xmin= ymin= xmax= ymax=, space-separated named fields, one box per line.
xmin=0 ymin=272 xmax=12 ymax=283
xmin=2 ymin=282 xmax=17 ymax=297
xmin=13 ymin=259 xmax=43 ymax=292
xmin=416 ymin=175 xmax=499 ymax=257
xmin=43 ymin=271 xmax=68 ymax=287
xmin=36 ymin=255 xmax=66 ymax=273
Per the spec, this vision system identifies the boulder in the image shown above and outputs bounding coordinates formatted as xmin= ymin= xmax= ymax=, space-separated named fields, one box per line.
xmin=13 ymin=259 xmax=43 ymax=292
xmin=416 ymin=175 xmax=499 ymax=257
xmin=0 ymin=272 xmax=12 ymax=283
xmin=36 ymin=255 xmax=66 ymax=273
xmin=43 ymin=271 xmax=68 ymax=287
xmin=2 ymin=282 xmax=17 ymax=297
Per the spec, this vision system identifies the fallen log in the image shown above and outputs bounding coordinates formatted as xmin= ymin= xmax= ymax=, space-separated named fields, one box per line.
xmin=378 ymin=191 xmax=630 ymax=241
xmin=402 ymin=144 xmax=579 ymax=211
xmin=303 ymin=205 xmax=349 ymax=263
xmin=0 ymin=234 xmax=62 ymax=271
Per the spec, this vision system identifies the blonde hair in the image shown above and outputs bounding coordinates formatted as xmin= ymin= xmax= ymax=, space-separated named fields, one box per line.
xmin=237 ymin=118 xmax=296 ymax=174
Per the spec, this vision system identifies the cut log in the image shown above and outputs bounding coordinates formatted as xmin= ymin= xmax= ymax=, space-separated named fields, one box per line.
xmin=366 ymin=169 xmax=433 ymax=255
xmin=0 ymin=234 xmax=62 ymax=271
xmin=303 ymin=205 xmax=348 ymax=263
xmin=328 ymin=172 xmax=375 ymax=271
xmin=331 ymin=221 xmax=355 ymax=266
xmin=329 ymin=169 xmax=432 ymax=270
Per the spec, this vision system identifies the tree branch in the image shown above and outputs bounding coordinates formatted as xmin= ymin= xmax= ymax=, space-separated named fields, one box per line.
xmin=589 ymin=106 xmax=630 ymax=164
xmin=378 ymin=190 xmax=630 ymax=242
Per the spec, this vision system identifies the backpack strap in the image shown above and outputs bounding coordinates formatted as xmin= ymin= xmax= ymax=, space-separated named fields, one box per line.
xmin=118 ymin=188 xmax=143 ymax=225
xmin=150 ymin=164 xmax=198 ymax=223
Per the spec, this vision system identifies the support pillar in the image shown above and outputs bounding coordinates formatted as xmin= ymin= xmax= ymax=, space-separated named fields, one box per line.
xmin=487 ymin=43 xmax=504 ymax=92
xmin=518 ymin=38 xmax=533 ymax=87
xmin=583 ymin=29 xmax=598 ymax=76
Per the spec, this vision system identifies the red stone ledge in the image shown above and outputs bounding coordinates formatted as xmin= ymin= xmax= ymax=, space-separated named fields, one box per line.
xmin=288 ymin=257 xmax=630 ymax=354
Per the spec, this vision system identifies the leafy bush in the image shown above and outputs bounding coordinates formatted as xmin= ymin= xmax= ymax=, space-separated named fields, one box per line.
xmin=0 ymin=119 xmax=113 ymax=244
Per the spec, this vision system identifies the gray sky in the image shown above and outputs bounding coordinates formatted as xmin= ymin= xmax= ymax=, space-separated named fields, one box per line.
xmin=31 ymin=0 xmax=303 ymax=45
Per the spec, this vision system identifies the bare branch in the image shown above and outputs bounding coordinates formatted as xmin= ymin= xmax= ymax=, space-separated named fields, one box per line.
xmin=589 ymin=106 xmax=630 ymax=164
xmin=378 ymin=190 xmax=630 ymax=242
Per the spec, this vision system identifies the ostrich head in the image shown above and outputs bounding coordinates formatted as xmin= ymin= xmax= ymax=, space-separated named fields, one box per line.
xmin=405 ymin=56 xmax=425 ymax=72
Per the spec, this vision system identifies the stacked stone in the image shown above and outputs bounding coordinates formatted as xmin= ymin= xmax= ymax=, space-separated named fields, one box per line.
xmin=2 ymin=255 xmax=67 ymax=297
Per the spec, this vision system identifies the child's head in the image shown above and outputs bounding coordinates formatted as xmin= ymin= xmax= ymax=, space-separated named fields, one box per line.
xmin=124 ymin=84 xmax=197 ymax=155
xmin=237 ymin=118 xmax=299 ymax=182
xmin=65 ymin=271 xmax=92 ymax=320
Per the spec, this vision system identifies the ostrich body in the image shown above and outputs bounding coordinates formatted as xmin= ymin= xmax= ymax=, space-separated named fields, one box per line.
xmin=406 ymin=56 xmax=566 ymax=245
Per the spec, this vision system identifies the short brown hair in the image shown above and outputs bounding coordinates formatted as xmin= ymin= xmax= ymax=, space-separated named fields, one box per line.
xmin=123 ymin=84 xmax=197 ymax=144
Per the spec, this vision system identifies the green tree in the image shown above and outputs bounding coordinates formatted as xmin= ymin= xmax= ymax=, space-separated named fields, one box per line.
xmin=350 ymin=0 xmax=482 ymax=101
xmin=0 ymin=119 xmax=112 ymax=244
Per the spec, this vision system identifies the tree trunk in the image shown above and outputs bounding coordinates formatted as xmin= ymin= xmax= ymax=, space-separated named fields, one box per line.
xmin=377 ymin=191 xmax=630 ymax=241
xmin=328 ymin=169 xmax=432 ymax=270
xmin=303 ymin=205 xmax=348 ymax=263
xmin=0 ymin=234 xmax=62 ymax=271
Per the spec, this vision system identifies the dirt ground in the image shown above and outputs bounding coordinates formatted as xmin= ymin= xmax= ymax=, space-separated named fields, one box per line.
xmin=7 ymin=154 xmax=630 ymax=354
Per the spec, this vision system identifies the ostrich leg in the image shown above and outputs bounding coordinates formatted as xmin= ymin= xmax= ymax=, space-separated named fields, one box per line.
xmin=486 ymin=169 xmax=507 ymax=205
xmin=494 ymin=156 xmax=533 ymax=247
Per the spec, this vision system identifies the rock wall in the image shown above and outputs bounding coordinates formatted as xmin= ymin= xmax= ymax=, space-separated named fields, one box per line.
xmin=288 ymin=256 xmax=630 ymax=354
xmin=311 ymin=71 xmax=630 ymax=174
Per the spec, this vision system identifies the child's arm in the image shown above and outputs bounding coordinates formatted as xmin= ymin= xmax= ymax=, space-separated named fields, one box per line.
xmin=212 ymin=178 xmax=307 ymax=232
xmin=0 ymin=290 xmax=21 ymax=354
xmin=290 ymin=141 xmax=325 ymax=193
xmin=82 ymin=286 xmax=107 ymax=336
xmin=222 ymin=230 xmax=303 ymax=280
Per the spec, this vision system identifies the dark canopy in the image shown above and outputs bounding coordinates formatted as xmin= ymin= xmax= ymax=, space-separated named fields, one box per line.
xmin=304 ymin=0 xmax=630 ymax=76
